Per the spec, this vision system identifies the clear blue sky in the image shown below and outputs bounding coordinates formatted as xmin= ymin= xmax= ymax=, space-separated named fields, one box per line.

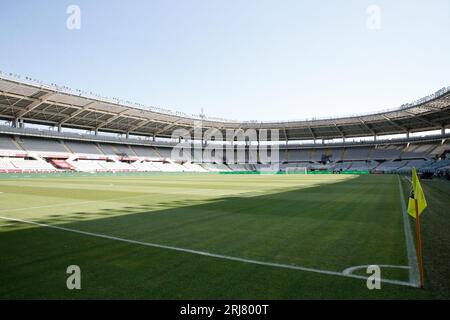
xmin=0 ymin=0 xmax=449 ymax=121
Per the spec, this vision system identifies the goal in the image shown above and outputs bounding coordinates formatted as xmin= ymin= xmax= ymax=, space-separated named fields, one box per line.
xmin=285 ymin=167 xmax=308 ymax=174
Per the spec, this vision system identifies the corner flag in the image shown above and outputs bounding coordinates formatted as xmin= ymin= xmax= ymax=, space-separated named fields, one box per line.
xmin=407 ymin=167 xmax=427 ymax=218
xmin=407 ymin=167 xmax=427 ymax=288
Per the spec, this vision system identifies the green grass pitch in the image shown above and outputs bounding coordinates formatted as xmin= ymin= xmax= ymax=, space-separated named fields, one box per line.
xmin=0 ymin=173 xmax=448 ymax=299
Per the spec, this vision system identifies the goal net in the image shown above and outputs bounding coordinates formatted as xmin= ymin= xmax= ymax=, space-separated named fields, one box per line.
xmin=285 ymin=167 xmax=308 ymax=174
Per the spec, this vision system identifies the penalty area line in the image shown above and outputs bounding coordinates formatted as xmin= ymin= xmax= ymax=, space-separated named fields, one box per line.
xmin=0 ymin=214 xmax=414 ymax=288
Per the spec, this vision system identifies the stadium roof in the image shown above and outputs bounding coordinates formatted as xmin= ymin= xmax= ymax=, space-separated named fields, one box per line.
xmin=0 ymin=74 xmax=449 ymax=141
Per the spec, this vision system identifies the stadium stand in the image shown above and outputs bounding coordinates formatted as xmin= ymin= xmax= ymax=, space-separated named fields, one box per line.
xmin=371 ymin=146 xmax=402 ymax=160
xmin=401 ymin=144 xmax=434 ymax=159
xmin=0 ymin=155 xmax=57 ymax=173
xmin=113 ymin=144 xmax=137 ymax=157
xmin=130 ymin=160 xmax=161 ymax=172
xmin=131 ymin=146 xmax=161 ymax=158
xmin=343 ymin=147 xmax=371 ymax=161
xmin=397 ymin=159 xmax=429 ymax=173
xmin=330 ymin=148 xmax=344 ymax=161
xmin=201 ymin=163 xmax=230 ymax=172
xmin=227 ymin=164 xmax=249 ymax=171
xmin=288 ymin=149 xmax=310 ymax=162
xmin=67 ymin=157 xmax=135 ymax=173
xmin=0 ymin=135 xmax=20 ymax=150
xmin=0 ymin=157 xmax=16 ymax=171
xmin=255 ymin=163 xmax=280 ymax=172
xmin=98 ymin=144 xmax=118 ymax=156
xmin=1 ymin=131 xmax=449 ymax=174
xmin=182 ymin=162 xmax=208 ymax=172
xmin=68 ymin=159 xmax=106 ymax=172
xmin=349 ymin=160 xmax=378 ymax=171
xmin=430 ymin=142 xmax=450 ymax=156
xmin=65 ymin=141 xmax=103 ymax=155
xmin=276 ymin=149 xmax=287 ymax=162
xmin=0 ymin=75 xmax=449 ymax=175
xmin=155 ymin=147 xmax=173 ymax=159
xmin=18 ymin=136 xmax=67 ymax=153
xmin=311 ymin=149 xmax=324 ymax=162
xmin=330 ymin=161 xmax=352 ymax=171
xmin=374 ymin=160 xmax=407 ymax=173
xmin=420 ymin=159 xmax=450 ymax=173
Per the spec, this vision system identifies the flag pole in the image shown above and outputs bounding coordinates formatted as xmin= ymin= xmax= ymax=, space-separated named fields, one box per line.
xmin=415 ymin=198 xmax=425 ymax=289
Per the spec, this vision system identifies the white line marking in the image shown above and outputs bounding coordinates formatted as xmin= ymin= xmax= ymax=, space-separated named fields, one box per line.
xmin=0 ymin=214 xmax=415 ymax=288
xmin=343 ymin=264 xmax=410 ymax=275
xmin=397 ymin=175 xmax=420 ymax=288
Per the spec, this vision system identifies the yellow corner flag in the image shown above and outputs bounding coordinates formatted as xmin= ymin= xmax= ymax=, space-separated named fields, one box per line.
xmin=407 ymin=167 xmax=427 ymax=218
xmin=407 ymin=167 xmax=427 ymax=288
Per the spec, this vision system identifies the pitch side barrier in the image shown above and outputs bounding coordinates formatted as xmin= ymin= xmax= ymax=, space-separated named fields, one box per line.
xmin=0 ymin=170 xmax=371 ymax=178
xmin=220 ymin=170 xmax=371 ymax=175
xmin=219 ymin=171 xmax=298 ymax=175
xmin=219 ymin=171 xmax=290 ymax=175
xmin=308 ymin=170 xmax=370 ymax=175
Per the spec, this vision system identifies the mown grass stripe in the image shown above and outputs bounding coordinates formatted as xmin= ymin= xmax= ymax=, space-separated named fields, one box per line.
xmin=0 ymin=214 xmax=414 ymax=288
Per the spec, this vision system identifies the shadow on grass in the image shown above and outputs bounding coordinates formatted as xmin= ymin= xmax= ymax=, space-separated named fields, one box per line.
xmin=0 ymin=174 xmax=429 ymax=299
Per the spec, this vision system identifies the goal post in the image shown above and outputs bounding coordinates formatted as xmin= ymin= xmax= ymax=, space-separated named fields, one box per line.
xmin=285 ymin=167 xmax=308 ymax=174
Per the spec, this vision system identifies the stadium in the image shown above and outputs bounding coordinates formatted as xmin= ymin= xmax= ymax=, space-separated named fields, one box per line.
xmin=1 ymin=73 xmax=449 ymax=300
xmin=0 ymin=1 xmax=449 ymax=304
